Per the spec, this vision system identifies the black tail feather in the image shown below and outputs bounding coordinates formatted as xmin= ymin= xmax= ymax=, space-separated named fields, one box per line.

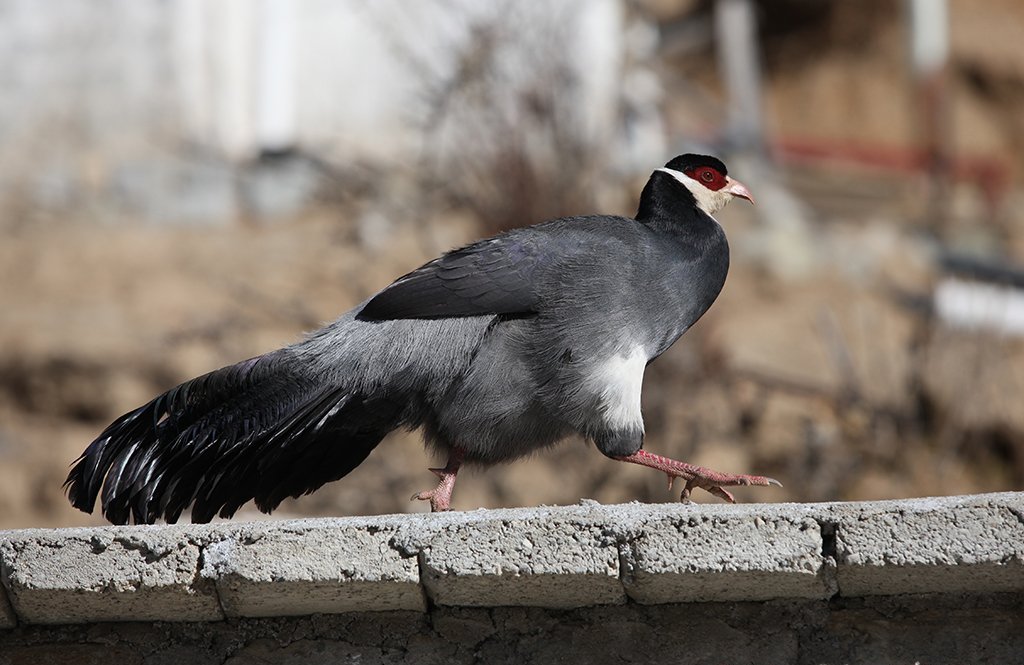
xmin=254 ymin=393 xmax=404 ymax=513
xmin=65 ymin=352 xmax=400 ymax=524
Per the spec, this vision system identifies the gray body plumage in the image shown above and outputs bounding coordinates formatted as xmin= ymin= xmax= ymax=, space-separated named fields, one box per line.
xmin=299 ymin=213 xmax=727 ymax=463
xmin=65 ymin=158 xmax=732 ymax=524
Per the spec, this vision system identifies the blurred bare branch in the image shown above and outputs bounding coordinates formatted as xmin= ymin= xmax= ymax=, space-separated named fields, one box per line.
xmin=371 ymin=0 xmax=612 ymax=233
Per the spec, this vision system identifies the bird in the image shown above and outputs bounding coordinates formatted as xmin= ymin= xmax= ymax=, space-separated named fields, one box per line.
xmin=65 ymin=153 xmax=780 ymax=525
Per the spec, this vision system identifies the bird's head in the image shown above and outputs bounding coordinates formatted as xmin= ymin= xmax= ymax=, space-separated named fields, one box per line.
xmin=656 ymin=154 xmax=754 ymax=216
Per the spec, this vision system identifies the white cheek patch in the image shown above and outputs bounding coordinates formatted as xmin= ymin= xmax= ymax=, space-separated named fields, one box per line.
xmin=657 ymin=167 xmax=730 ymax=216
xmin=587 ymin=346 xmax=647 ymax=432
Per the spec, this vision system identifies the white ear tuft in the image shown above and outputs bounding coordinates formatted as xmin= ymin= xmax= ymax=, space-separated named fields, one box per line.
xmin=656 ymin=167 xmax=730 ymax=217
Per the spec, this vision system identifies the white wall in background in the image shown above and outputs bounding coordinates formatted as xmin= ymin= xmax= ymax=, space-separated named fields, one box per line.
xmin=0 ymin=0 xmax=635 ymax=224
xmin=172 ymin=0 xmax=625 ymax=161
xmin=935 ymin=278 xmax=1024 ymax=337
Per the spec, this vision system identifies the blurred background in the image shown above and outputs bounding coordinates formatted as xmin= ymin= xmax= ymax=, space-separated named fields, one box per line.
xmin=2 ymin=0 xmax=1023 ymax=528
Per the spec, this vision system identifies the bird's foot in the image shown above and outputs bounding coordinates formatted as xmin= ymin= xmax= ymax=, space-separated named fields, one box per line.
xmin=411 ymin=468 xmax=457 ymax=512
xmin=668 ymin=472 xmax=782 ymax=503
xmin=616 ymin=449 xmax=781 ymax=503
xmin=411 ymin=450 xmax=463 ymax=512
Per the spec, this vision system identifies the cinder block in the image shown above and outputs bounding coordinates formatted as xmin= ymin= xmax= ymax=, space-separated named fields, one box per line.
xmin=2 ymin=493 xmax=1021 ymax=628
xmin=418 ymin=509 xmax=625 ymax=608
xmin=622 ymin=505 xmax=834 ymax=603
xmin=833 ymin=493 xmax=1024 ymax=596
xmin=202 ymin=519 xmax=424 ymax=617
xmin=0 ymin=526 xmax=223 ymax=624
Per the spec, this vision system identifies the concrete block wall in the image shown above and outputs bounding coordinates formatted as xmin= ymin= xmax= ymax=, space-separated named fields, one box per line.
xmin=0 ymin=493 xmax=1022 ymax=663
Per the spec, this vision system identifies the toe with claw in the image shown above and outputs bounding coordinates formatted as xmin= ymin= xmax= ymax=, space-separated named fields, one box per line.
xmin=622 ymin=449 xmax=781 ymax=503
xmin=411 ymin=449 xmax=463 ymax=513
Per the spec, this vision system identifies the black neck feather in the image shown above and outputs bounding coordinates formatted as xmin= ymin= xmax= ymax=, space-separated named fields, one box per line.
xmin=635 ymin=171 xmax=705 ymax=231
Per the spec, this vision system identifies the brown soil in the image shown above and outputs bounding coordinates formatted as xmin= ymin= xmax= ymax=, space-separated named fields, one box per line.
xmin=2 ymin=202 xmax=1019 ymax=530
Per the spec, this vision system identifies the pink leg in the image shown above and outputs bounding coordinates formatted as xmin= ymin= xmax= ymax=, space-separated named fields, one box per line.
xmin=411 ymin=449 xmax=464 ymax=512
xmin=615 ymin=449 xmax=781 ymax=503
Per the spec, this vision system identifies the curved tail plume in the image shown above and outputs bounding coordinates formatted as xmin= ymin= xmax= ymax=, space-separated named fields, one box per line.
xmin=64 ymin=351 xmax=401 ymax=524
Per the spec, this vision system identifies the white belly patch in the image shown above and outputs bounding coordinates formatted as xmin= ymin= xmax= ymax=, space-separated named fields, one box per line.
xmin=588 ymin=346 xmax=647 ymax=431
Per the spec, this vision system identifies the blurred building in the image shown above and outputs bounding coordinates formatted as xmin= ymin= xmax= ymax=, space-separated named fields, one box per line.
xmin=0 ymin=0 xmax=644 ymax=228
xmin=3 ymin=0 xmax=1024 ymax=529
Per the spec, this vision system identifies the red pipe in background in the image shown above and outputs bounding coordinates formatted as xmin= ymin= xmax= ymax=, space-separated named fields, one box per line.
xmin=769 ymin=137 xmax=1012 ymax=212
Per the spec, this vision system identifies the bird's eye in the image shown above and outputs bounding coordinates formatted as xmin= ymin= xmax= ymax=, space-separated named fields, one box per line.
xmin=700 ymin=170 xmax=714 ymax=183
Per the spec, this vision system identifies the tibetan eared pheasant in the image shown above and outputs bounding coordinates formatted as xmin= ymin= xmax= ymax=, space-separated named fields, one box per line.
xmin=65 ymin=154 xmax=780 ymax=524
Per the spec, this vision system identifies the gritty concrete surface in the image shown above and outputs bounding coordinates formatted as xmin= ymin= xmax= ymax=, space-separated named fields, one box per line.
xmin=0 ymin=525 xmax=224 ymax=625
xmin=622 ymin=509 xmax=835 ymax=603
xmin=411 ymin=506 xmax=625 ymax=608
xmin=201 ymin=519 xmax=425 ymax=617
xmin=0 ymin=492 xmax=1021 ymax=632
xmin=827 ymin=493 xmax=1024 ymax=596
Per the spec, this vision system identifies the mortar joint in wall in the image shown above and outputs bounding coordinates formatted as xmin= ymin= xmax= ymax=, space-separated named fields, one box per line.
xmin=597 ymin=525 xmax=644 ymax=588
xmin=814 ymin=517 xmax=841 ymax=599
xmin=1005 ymin=505 xmax=1024 ymax=530
xmin=197 ymin=540 xmax=233 ymax=620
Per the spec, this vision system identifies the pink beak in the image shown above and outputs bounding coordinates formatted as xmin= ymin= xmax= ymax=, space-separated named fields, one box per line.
xmin=725 ymin=177 xmax=755 ymax=205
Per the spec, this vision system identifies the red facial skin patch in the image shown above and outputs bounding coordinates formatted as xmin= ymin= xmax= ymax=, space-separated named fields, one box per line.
xmin=684 ymin=166 xmax=727 ymax=191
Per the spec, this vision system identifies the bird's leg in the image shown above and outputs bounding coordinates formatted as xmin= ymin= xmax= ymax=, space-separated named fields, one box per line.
xmin=411 ymin=448 xmax=465 ymax=512
xmin=614 ymin=449 xmax=781 ymax=503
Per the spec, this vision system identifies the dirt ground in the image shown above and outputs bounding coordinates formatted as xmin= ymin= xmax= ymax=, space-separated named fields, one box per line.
xmin=4 ymin=0 xmax=1024 ymax=529
xmin=2 ymin=191 xmax=1020 ymax=530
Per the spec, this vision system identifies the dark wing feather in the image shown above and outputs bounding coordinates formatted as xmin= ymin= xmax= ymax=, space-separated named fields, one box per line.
xmin=357 ymin=234 xmax=542 ymax=320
